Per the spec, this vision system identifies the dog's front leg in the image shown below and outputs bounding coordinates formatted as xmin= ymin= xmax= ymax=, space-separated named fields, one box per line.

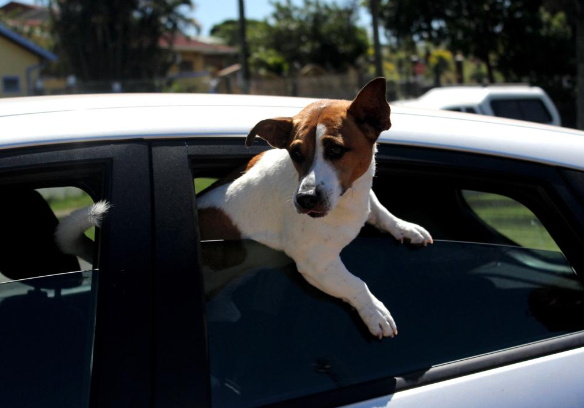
xmin=367 ymin=190 xmax=433 ymax=245
xmin=295 ymin=254 xmax=397 ymax=339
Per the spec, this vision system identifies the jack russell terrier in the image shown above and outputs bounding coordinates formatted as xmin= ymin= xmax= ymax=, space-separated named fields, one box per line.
xmin=56 ymin=78 xmax=432 ymax=339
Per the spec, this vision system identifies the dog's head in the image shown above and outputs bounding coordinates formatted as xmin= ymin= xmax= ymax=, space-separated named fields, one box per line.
xmin=246 ymin=77 xmax=391 ymax=218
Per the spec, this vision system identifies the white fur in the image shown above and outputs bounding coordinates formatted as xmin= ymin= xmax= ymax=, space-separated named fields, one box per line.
xmin=294 ymin=124 xmax=342 ymax=213
xmin=54 ymin=200 xmax=110 ymax=263
xmin=197 ymin=146 xmax=432 ymax=339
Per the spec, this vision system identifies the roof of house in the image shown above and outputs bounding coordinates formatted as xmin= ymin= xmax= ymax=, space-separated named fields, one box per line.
xmin=159 ymin=34 xmax=237 ymax=55
xmin=0 ymin=22 xmax=56 ymax=61
xmin=0 ymin=1 xmax=49 ymax=27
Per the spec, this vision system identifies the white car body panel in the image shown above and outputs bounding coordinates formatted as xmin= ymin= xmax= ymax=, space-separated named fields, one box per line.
xmin=342 ymin=346 xmax=584 ymax=408
xmin=0 ymin=94 xmax=583 ymax=170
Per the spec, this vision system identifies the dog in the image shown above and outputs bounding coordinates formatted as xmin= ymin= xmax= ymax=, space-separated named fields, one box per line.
xmin=56 ymin=78 xmax=432 ymax=339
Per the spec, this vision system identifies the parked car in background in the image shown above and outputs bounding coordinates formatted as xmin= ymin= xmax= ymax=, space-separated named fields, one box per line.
xmin=393 ymin=85 xmax=562 ymax=126
xmin=0 ymin=93 xmax=583 ymax=408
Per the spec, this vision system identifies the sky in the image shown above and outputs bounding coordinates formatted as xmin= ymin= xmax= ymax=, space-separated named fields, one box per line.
xmin=195 ymin=0 xmax=372 ymax=36
xmin=0 ymin=0 xmax=374 ymax=37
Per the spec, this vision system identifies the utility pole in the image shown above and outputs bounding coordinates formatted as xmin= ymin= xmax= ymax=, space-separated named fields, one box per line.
xmin=238 ymin=0 xmax=250 ymax=94
xmin=370 ymin=0 xmax=383 ymax=78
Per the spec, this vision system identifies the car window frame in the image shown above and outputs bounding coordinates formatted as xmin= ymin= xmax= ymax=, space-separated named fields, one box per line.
xmin=156 ymin=137 xmax=584 ymax=408
xmin=0 ymin=142 xmax=155 ymax=408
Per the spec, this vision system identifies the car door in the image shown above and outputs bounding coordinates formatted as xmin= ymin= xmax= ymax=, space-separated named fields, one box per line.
xmin=0 ymin=142 xmax=154 ymax=408
xmin=152 ymin=138 xmax=584 ymax=408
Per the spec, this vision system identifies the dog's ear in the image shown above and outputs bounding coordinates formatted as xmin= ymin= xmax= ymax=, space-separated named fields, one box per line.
xmin=348 ymin=77 xmax=391 ymax=142
xmin=245 ymin=117 xmax=294 ymax=148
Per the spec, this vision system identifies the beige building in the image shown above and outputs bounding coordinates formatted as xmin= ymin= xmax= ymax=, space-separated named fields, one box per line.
xmin=0 ymin=22 xmax=56 ymax=97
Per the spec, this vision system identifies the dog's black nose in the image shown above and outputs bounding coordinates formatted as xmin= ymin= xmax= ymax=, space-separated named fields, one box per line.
xmin=296 ymin=191 xmax=318 ymax=210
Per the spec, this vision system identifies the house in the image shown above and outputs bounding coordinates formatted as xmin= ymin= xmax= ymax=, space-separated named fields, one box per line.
xmin=0 ymin=22 xmax=56 ymax=97
xmin=160 ymin=34 xmax=237 ymax=78
xmin=0 ymin=1 xmax=50 ymax=33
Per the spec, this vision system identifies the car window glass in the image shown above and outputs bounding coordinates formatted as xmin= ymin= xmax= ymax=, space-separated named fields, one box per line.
xmin=490 ymin=99 xmax=552 ymax=123
xmin=0 ymin=185 xmax=100 ymax=408
xmin=519 ymin=99 xmax=553 ymax=123
xmin=203 ymin=238 xmax=584 ymax=408
xmin=462 ymin=190 xmax=560 ymax=252
xmin=465 ymin=107 xmax=477 ymax=113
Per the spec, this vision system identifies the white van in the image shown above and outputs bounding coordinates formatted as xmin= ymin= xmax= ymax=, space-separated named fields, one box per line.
xmin=393 ymin=86 xmax=562 ymax=126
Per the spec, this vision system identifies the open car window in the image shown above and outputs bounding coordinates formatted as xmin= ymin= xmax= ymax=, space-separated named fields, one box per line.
xmin=195 ymin=164 xmax=584 ymax=407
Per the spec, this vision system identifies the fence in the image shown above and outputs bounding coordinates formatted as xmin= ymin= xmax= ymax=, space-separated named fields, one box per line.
xmin=37 ymin=72 xmax=430 ymax=102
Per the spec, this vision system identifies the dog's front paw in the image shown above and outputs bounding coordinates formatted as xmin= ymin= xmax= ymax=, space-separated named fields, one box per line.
xmin=390 ymin=220 xmax=433 ymax=246
xmin=356 ymin=298 xmax=397 ymax=339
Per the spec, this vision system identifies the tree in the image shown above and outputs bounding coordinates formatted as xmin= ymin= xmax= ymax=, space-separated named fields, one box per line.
xmin=47 ymin=0 xmax=196 ymax=83
xmin=380 ymin=0 xmax=548 ymax=83
xmin=211 ymin=0 xmax=368 ymax=76
xmin=268 ymin=0 xmax=369 ymax=74
xmin=542 ymin=0 xmax=583 ymax=129
xmin=210 ymin=19 xmax=287 ymax=75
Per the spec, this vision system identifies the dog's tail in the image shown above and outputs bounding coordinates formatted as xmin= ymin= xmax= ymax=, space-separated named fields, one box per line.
xmin=55 ymin=200 xmax=110 ymax=263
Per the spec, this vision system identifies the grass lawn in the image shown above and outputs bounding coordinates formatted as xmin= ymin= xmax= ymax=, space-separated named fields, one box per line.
xmin=462 ymin=190 xmax=560 ymax=252
xmin=39 ymin=185 xmax=560 ymax=253
xmin=195 ymin=178 xmax=218 ymax=194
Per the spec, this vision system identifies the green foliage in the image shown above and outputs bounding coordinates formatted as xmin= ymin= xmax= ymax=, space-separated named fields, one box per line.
xmin=210 ymin=19 xmax=288 ymax=74
xmin=380 ymin=0 xmax=574 ymax=84
xmin=269 ymin=0 xmax=369 ymax=73
xmin=211 ymin=0 xmax=368 ymax=75
xmin=46 ymin=0 xmax=196 ymax=81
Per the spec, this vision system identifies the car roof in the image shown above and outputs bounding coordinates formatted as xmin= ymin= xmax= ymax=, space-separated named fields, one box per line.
xmin=398 ymin=86 xmax=547 ymax=109
xmin=1 ymin=93 xmax=583 ymax=171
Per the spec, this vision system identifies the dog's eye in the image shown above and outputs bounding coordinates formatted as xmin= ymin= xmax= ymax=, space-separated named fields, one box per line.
xmin=290 ymin=148 xmax=304 ymax=163
xmin=326 ymin=144 xmax=345 ymax=160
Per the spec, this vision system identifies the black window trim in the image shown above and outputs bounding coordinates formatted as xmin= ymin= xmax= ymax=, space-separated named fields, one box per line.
xmin=151 ymin=142 xmax=212 ymax=408
xmin=0 ymin=142 xmax=155 ymax=408
xmin=176 ymin=137 xmax=584 ymax=408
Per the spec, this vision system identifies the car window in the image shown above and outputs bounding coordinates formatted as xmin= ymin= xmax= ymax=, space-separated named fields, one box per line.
xmin=203 ymin=239 xmax=583 ymax=408
xmin=461 ymin=190 xmax=560 ymax=252
xmin=195 ymin=171 xmax=583 ymax=407
xmin=0 ymin=184 xmax=101 ymax=408
xmin=490 ymin=98 xmax=552 ymax=123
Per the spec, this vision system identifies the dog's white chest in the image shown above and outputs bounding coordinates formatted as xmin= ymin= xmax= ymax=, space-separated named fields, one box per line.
xmin=197 ymin=149 xmax=372 ymax=255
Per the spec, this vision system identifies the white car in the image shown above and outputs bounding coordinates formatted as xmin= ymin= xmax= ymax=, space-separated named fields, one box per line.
xmin=0 ymin=93 xmax=583 ymax=408
xmin=393 ymin=86 xmax=562 ymax=126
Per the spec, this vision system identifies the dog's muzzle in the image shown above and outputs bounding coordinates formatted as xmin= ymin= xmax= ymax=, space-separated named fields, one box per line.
xmin=295 ymin=189 xmax=328 ymax=218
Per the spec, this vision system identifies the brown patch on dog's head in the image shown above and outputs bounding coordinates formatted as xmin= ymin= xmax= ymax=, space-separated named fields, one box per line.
xmin=245 ymin=117 xmax=293 ymax=148
xmin=245 ymin=78 xmax=391 ymax=216
xmin=348 ymin=77 xmax=391 ymax=141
